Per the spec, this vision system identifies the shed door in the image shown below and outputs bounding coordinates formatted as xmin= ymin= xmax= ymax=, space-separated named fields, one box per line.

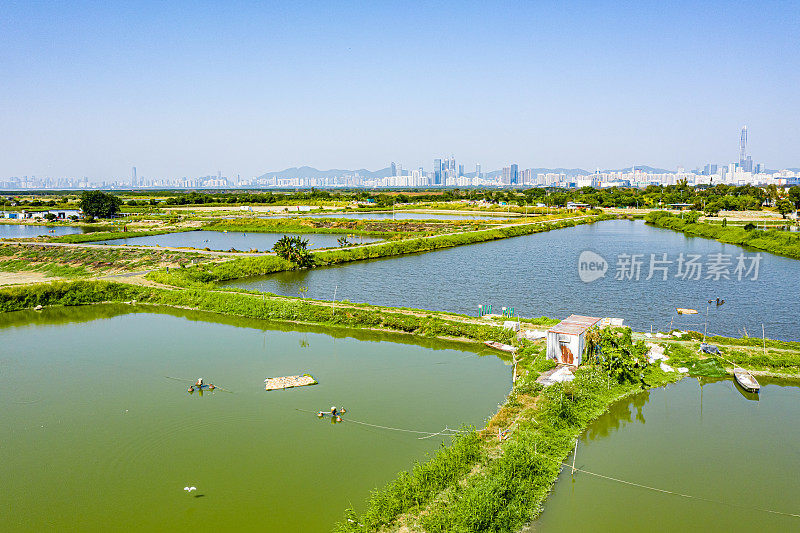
xmin=559 ymin=342 xmax=573 ymax=365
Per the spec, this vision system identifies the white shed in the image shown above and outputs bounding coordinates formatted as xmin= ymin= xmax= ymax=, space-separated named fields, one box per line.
xmin=546 ymin=315 xmax=601 ymax=366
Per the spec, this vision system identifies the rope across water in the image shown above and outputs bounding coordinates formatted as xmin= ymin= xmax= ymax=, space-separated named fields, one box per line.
xmin=535 ymin=449 xmax=800 ymax=520
xmin=294 ymin=408 xmax=466 ymax=439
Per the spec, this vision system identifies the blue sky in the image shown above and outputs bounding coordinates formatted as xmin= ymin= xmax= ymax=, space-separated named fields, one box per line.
xmin=1 ymin=1 xmax=798 ymax=179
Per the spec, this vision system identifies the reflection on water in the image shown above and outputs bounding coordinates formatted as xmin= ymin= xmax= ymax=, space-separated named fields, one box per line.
xmin=225 ymin=220 xmax=800 ymax=340
xmin=92 ymin=230 xmax=380 ymax=251
xmin=0 ymin=224 xmax=85 ymax=238
xmin=1 ymin=305 xmax=511 ymax=532
xmin=531 ymin=378 xmax=800 ymax=532
xmin=584 ymin=390 xmax=650 ymax=441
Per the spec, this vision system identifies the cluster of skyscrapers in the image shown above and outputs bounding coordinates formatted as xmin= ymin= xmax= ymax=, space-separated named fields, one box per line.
xmin=2 ymin=128 xmax=797 ymax=190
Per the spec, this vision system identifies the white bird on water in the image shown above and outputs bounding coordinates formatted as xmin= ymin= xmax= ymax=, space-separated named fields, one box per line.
xmin=184 ymin=486 xmax=197 ymax=493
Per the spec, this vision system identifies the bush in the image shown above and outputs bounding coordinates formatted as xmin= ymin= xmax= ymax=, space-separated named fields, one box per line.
xmin=272 ymin=235 xmax=315 ymax=268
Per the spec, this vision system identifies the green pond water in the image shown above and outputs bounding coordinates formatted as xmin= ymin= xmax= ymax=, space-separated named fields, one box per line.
xmin=529 ymin=377 xmax=800 ymax=532
xmin=0 ymin=305 xmax=511 ymax=532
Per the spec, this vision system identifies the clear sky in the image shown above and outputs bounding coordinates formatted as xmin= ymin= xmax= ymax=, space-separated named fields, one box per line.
xmin=1 ymin=0 xmax=798 ymax=180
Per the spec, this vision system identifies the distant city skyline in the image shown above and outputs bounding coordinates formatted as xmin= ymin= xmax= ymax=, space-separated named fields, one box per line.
xmin=1 ymin=2 xmax=798 ymax=179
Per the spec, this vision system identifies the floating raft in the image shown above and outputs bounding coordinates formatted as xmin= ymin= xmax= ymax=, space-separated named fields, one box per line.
xmin=264 ymin=374 xmax=318 ymax=391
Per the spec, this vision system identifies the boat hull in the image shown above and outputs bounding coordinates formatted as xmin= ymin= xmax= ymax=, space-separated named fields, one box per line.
xmin=734 ymin=368 xmax=760 ymax=393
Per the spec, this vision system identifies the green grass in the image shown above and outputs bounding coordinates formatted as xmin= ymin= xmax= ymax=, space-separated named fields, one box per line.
xmin=335 ymin=356 xmax=678 ymax=533
xmin=202 ymin=217 xmax=484 ymax=238
xmin=0 ymin=280 xmax=516 ymax=344
xmin=0 ymin=243 xmax=210 ymax=275
xmin=0 ymin=258 xmax=91 ymax=278
xmin=646 ymin=211 xmax=800 ymax=259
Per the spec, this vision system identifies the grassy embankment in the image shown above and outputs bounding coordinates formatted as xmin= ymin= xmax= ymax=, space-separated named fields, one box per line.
xmin=332 ymin=333 xmax=679 ymax=533
xmin=147 ymin=215 xmax=610 ymax=287
xmin=2 ymin=279 xmax=799 ymax=532
xmin=0 ymin=243 xmax=211 ymax=278
xmin=651 ymin=332 xmax=800 ymax=376
xmin=645 ymin=211 xmax=800 ymax=259
xmin=333 ymin=327 xmax=800 ymax=533
xmin=0 ymin=280 xmax=517 ymax=344
xmin=202 ymin=217 xmax=495 ymax=238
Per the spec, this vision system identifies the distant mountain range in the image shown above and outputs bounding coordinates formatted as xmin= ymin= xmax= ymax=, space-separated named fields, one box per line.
xmin=257 ymin=166 xmax=392 ymax=180
xmin=257 ymin=164 xmax=678 ymax=179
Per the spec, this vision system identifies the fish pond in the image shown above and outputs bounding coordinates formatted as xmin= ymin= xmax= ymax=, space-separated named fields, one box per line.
xmin=263 ymin=211 xmax=515 ymax=220
xmin=224 ymin=219 xmax=800 ymax=340
xmin=0 ymin=305 xmax=510 ymax=532
xmin=0 ymin=224 xmax=89 ymax=238
xmin=529 ymin=377 xmax=800 ymax=532
xmin=92 ymin=230 xmax=381 ymax=251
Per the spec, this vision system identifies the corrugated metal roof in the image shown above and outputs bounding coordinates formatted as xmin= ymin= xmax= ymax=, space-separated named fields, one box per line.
xmin=548 ymin=314 xmax=601 ymax=335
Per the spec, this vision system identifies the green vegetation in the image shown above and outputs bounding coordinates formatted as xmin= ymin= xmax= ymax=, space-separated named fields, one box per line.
xmin=0 ymin=243 xmax=210 ymax=277
xmin=646 ymin=211 xmax=800 ymax=259
xmin=0 ymin=259 xmax=90 ymax=278
xmin=130 ymin=183 xmax=800 ymax=212
xmin=334 ymin=431 xmax=484 ymax=532
xmin=80 ymin=190 xmax=122 ymax=218
xmin=663 ymin=339 xmax=800 ymax=375
xmin=0 ymin=281 xmax=516 ymax=344
xmin=586 ymin=327 xmax=650 ymax=384
xmin=147 ymin=215 xmax=609 ymax=287
xmin=272 ymin=235 xmax=315 ymax=268
xmin=203 ymin=217 xmax=491 ymax=238
xmin=0 ymin=280 xmax=146 ymax=312
xmin=335 ymin=330 xmax=677 ymax=533
xmin=2 ymin=278 xmax=800 ymax=531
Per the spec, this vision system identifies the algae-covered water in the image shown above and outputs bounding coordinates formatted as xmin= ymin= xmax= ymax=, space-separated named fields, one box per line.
xmin=530 ymin=377 xmax=800 ymax=532
xmin=0 ymin=305 xmax=510 ymax=531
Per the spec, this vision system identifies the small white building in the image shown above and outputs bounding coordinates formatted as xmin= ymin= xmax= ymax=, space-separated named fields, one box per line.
xmin=546 ymin=314 xmax=601 ymax=366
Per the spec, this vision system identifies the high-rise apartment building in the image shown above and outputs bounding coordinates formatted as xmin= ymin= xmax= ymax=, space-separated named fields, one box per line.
xmin=501 ymin=164 xmax=519 ymax=185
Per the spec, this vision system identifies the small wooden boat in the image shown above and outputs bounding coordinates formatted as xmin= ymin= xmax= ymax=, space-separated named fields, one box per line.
xmin=676 ymin=308 xmax=698 ymax=315
xmin=734 ymin=367 xmax=760 ymax=393
xmin=484 ymin=340 xmax=516 ymax=353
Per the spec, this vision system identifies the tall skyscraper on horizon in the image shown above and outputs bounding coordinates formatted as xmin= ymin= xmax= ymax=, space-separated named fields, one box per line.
xmin=433 ymin=158 xmax=442 ymax=185
xmin=501 ymin=164 xmax=519 ymax=186
xmin=740 ymin=126 xmax=747 ymax=163
xmin=739 ymin=126 xmax=754 ymax=172
xmin=131 ymin=166 xmax=137 ymax=187
xmin=390 ymin=162 xmax=397 ymax=177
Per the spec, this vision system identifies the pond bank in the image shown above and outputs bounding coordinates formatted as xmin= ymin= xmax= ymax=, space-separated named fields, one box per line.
xmin=145 ymin=214 xmax=609 ymax=287
xmin=645 ymin=211 xmax=800 ymax=259
xmin=3 ymin=280 xmax=799 ymax=532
